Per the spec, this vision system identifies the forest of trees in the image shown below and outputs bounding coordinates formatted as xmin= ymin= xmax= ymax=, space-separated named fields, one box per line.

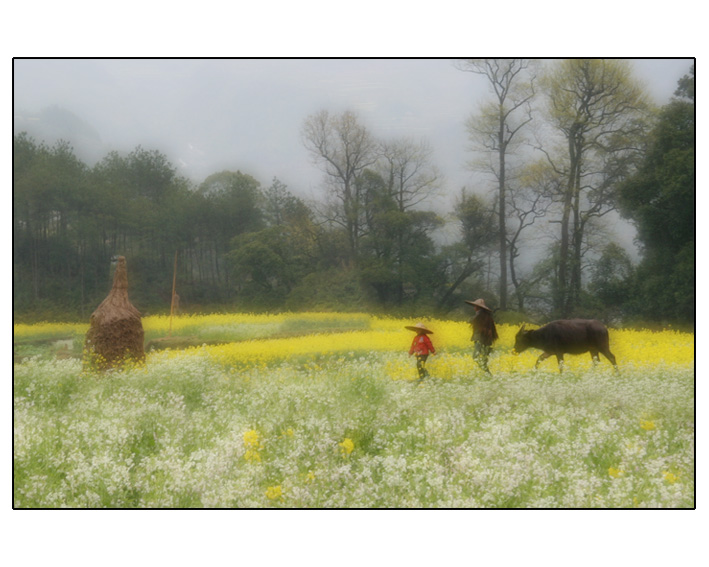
xmin=13 ymin=60 xmax=695 ymax=326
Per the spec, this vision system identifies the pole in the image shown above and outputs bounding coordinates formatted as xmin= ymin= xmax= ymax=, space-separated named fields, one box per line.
xmin=169 ymin=251 xmax=178 ymax=337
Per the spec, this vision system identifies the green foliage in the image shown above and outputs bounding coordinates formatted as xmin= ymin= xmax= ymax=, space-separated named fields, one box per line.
xmin=285 ymin=267 xmax=374 ymax=312
xmin=199 ymin=170 xmax=265 ymax=240
xmin=226 ymin=179 xmax=321 ymax=310
xmin=360 ymin=205 xmax=443 ymax=306
xmin=434 ymin=191 xmax=497 ymax=314
xmin=674 ymin=64 xmax=695 ymax=101
xmin=585 ymin=243 xmax=635 ymax=322
xmin=617 ymin=68 xmax=695 ymax=323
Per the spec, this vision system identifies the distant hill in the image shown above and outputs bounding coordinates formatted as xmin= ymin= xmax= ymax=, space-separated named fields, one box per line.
xmin=14 ymin=105 xmax=106 ymax=165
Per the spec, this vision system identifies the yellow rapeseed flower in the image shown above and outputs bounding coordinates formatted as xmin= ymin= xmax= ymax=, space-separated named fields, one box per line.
xmin=640 ymin=419 xmax=656 ymax=431
xmin=265 ymin=485 xmax=283 ymax=500
xmin=244 ymin=450 xmax=261 ymax=463
xmin=13 ymin=321 xmax=88 ymax=339
xmin=608 ymin=467 xmax=624 ymax=478
xmin=243 ymin=429 xmax=261 ymax=448
xmin=663 ymin=471 xmax=680 ymax=484
xmin=339 ymin=438 xmax=354 ymax=457
xmin=243 ymin=429 xmax=262 ymax=462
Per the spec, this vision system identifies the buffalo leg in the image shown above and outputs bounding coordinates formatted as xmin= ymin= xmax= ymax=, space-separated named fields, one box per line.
xmin=590 ymin=350 xmax=600 ymax=365
xmin=535 ymin=352 xmax=552 ymax=369
xmin=556 ymin=354 xmax=565 ymax=373
xmin=600 ymin=348 xmax=618 ymax=369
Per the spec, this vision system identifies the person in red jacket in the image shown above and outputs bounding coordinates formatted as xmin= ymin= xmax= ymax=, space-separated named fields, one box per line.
xmin=406 ymin=322 xmax=436 ymax=382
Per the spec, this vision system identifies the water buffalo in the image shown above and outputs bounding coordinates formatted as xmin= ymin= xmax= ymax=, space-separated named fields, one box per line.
xmin=513 ymin=319 xmax=617 ymax=372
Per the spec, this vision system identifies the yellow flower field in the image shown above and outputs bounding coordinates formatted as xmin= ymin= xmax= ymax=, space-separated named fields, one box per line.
xmin=13 ymin=321 xmax=89 ymax=340
xmin=162 ymin=314 xmax=693 ymax=373
xmin=15 ymin=312 xmax=694 ymax=374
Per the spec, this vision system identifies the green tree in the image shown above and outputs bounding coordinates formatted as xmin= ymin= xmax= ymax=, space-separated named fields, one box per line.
xmin=355 ymin=169 xmax=442 ymax=307
xmin=86 ymin=147 xmax=195 ymax=308
xmin=228 ymin=179 xmax=320 ymax=308
xmin=13 ymin=134 xmax=90 ymax=314
xmin=618 ymin=66 xmax=694 ymax=323
xmin=371 ymin=139 xmax=442 ymax=305
xmin=587 ymin=242 xmax=635 ymax=322
xmin=198 ymin=170 xmax=264 ymax=290
xmin=436 ymin=190 xmax=497 ymax=312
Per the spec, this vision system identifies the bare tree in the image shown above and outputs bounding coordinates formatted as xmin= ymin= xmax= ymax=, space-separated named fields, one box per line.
xmin=376 ymin=137 xmax=442 ymax=212
xmin=507 ymin=161 xmax=556 ymax=310
xmin=302 ymin=110 xmax=378 ymax=259
xmin=541 ymin=59 xmax=649 ymax=316
xmin=457 ymin=59 xmax=537 ymax=310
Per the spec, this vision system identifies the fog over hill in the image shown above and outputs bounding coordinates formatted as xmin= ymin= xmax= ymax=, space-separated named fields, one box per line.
xmin=14 ymin=106 xmax=105 ymax=164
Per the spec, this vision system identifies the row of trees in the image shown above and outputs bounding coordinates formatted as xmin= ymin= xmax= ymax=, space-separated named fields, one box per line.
xmin=12 ymin=131 xmax=490 ymax=319
xmin=13 ymin=60 xmax=694 ymax=325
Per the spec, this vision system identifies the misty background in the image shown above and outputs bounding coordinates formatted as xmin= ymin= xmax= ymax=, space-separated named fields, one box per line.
xmin=13 ymin=59 xmax=692 ymax=241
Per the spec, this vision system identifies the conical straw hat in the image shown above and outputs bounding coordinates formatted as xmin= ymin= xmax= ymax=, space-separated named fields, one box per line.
xmin=405 ymin=322 xmax=434 ymax=334
xmin=464 ymin=298 xmax=492 ymax=311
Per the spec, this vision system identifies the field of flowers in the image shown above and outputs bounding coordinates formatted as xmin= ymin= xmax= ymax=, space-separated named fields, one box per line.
xmin=13 ymin=313 xmax=694 ymax=508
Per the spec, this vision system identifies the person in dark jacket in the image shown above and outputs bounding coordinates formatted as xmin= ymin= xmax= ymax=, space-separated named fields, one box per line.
xmin=465 ymin=299 xmax=498 ymax=374
xmin=406 ymin=322 xmax=436 ymax=382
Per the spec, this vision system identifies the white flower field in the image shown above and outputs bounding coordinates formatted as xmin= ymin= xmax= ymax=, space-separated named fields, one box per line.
xmin=13 ymin=315 xmax=694 ymax=508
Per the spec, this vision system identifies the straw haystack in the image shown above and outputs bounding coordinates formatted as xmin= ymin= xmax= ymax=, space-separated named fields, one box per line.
xmin=84 ymin=256 xmax=145 ymax=370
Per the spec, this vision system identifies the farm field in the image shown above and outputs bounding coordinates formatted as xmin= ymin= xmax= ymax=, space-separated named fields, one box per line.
xmin=13 ymin=313 xmax=695 ymax=508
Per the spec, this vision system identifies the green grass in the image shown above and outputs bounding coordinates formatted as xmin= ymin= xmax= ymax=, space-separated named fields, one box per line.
xmin=143 ymin=321 xmax=282 ymax=344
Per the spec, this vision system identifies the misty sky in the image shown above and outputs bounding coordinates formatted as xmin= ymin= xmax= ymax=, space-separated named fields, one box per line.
xmin=13 ymin=58 xmax=693 ymax=202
